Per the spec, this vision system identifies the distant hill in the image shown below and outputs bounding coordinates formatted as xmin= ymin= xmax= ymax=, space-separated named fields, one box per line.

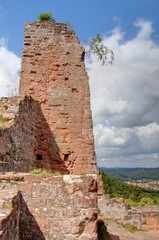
xmin=99 ymin=167 xmax=159 ymax=181
xmin=101 ymin=172 xmax=159 ymax=206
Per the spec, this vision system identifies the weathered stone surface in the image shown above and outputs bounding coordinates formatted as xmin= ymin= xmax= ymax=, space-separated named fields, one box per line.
xmin=0 ymin=174 xmax=98 ymax=240
xmin=0 ymin=96 xmax=40 ymax=172
xmin=98 ymin=194 xmax=159 ymax=231
xmin=0 ymin=21 xmax=100 ymax=240
xmin=18 ymin=22 xmax=97 ymax=174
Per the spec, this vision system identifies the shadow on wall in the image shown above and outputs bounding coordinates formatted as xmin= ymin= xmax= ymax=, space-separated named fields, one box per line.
xmin=1 ymin=191 xmax=46 ymax=240
xmin=96 ymin=219 xmax=120 ymax=240
xmin=109 ymin=234 xmax=120 ymax=240
xmin=0 ymin=96 xmax=69 ymax=174
xmin=33 ymin=97 xmax=70 ymax=174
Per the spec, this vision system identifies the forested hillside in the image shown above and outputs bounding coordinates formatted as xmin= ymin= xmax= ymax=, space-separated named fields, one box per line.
xmin=99 ymin=168 xmax=159 ymax=180
xmin=101 ymin=172 xmax=159 ymax=206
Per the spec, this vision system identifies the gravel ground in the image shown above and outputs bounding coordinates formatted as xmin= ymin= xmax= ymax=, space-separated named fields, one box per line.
xmin=106 ymin=219 xmax=159 ymax=240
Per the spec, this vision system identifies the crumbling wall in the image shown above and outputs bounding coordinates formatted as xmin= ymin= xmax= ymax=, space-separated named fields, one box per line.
xmin=0 ymin=96 xmax=44 ymax=172
xmin=0 ymin=173 xmax=98 ymax=240
xmin=9 ymin=96 xmax=38 ymax=172
xmin=138 ymin=207 xmax=159 ymax=230
xmin=0 ymin=96 xmax=37 ymax=171
xmin=19 ymin=22 xmax=97 ymax=174
xmin=98 ymin=194 xmax=159 ymax=230
xmin=0 ymin=96 xmax=71 ymax=173
xmin=0 ymin=97 xmax=23 ymax=164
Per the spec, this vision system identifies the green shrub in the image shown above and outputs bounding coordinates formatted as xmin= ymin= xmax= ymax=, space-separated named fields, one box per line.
xmin=30 ymin=168 xmax=61 ymax=177
xmin=122 ymin=224 xmax=138 ymax=233
xmin=101 ymin=172 xmax=159 ymax=206
xmin=139 ymin=196 xmax=154 ymax=206
xmin=0 ymin=115 xmax=10 ymax=128
xmin=66 ymin=21 xmax=74 ymax=30
xmin=31 ymin=168 xmax=43 ymax=174
xmin=38 ymin=12 xmax=55 ymax=22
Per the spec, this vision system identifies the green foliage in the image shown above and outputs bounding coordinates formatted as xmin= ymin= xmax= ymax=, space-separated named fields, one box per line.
xmin=101 ymin=172 xmax=159 ymax=206
xmin=139 ymin=196 xmax=154 ymax=206
xmin=105 ymin=169 xmax=159 ymax=181
xmin=0 ymin=115 xmax=10 ymax=128
xmin=66 ymin=21 xmax=74 ymax=30
xmin=30 ymin=168 xmax=61 ymax=177
xmin=31 ymin=168 xmax=43 ymax=174
xmin=88 ymin=34 xmax=114 ymax=65
xmin=122 ymin=224 xmax=138 ymax=233
xmin=38 ymin=12 xmax=55 ymax=22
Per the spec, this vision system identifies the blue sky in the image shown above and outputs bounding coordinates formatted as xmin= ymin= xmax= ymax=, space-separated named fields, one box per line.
xmin=0 ymin=0 xmax=159 ymax=168
xmin=1 ymin=0 xmax=159 ymax=56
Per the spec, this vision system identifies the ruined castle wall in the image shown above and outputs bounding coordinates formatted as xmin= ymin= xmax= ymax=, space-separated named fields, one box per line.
xmin=0 ymin=97 xmax=23 ymax=158
xmin=0 ymin=174 xmax=98 ymax=240
xmin=19 ymin=22 xmax=97 ymax=174
xmin=137 ymin=207 xmax=159 ymax=231
xmin=0 ymin=94 xmax=95 ymax=173
xmin=98 ymin=195 xmax=159 ymax=230
xmin=0 ymin=96 xmax=38 ymax=172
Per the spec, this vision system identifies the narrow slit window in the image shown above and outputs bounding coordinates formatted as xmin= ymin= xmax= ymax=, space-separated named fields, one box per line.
xmin=64 ymin=154 xmax=69 ymax=161
xmin=36 ymin=154 xmax=43 ymax=160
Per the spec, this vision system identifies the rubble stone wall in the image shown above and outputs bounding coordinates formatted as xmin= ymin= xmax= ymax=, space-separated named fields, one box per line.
xmin=0 ymin=96 xmax=38 ymax=172
xmin=0 ymin=95 xmax=76 ymax=173
xmin=0 ymin=21 xmax=99 ymax=239
xmin=19 ymin=22 xmax=97 ymax=174
xmin=138 ymin=207 xmax=159 ymax=230
xmin=0 ymin=173 xmax=98 ymax=240
xmin=98 ymin=194 xmax=159 ymax=230
xmin=0 ymin=97 xmax=23 ymax=162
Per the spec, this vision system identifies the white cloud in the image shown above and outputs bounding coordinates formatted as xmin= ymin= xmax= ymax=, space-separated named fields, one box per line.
xmin=0 ymin=18 xmax=158 ymax=168
xmin=135 ymin=18 xmax=153 ymax=40
xmin=0 ymin=39 xmax=21 ymax=97
xmin=87 ymin=19 xmax=159 ymax=167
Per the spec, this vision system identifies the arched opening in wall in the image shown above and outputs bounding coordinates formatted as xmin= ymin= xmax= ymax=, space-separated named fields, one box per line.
xmin=96 ymin=220 xmax=107 ymax=240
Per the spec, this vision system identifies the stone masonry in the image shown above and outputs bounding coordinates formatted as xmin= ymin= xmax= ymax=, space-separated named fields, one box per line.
xmin=98 ymin=194 xmax=159 ymax=231
xmin=19 ymin=22 xmax=97 ymax=175
xmin=1 ymin=20 xmax=158 ymax=239
xmin=0 ymin=21 xmax=102 ymax=239
xmin=0 ymin=173 xmax=98 ymax=240
xmin=0 ymin=96 xmax=38 ymax=172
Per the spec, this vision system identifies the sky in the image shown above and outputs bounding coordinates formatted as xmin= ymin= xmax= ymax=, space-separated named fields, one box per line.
xmin=0 ymin=0 xmax=159 ymax=168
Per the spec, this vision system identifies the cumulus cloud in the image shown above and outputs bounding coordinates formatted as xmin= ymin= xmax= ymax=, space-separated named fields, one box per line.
xmin=0 ymin=39 xmax=21 ymax=97
xmin=87 ymin=19 xmax=159 ymax=167
xmin=0 ymin=18 xmax=158 ymax=168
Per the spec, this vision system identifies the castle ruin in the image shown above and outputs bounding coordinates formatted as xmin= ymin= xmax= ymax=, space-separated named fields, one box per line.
xmin=0 ymin=21 xmax=101 ymax=239
xmin=0 ymin=22 xmax=97 ymax=175
xmin=0 ymin=21 xmax=158 ymax=240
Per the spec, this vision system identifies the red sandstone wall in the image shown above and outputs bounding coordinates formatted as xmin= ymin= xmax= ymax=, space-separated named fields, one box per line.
xmin=0 ymin=96 xmax=39 ymax=172
xmin=138 ymin=207 xmax=159 ymax=230
xmin=0 ymin=97 xmax=23 ymax=163
xmin=0 ymin=174 xmax=98 ymax=240
xmin=98 ymin=195 xmax=159 ymax=230
xmin=19 ymin=22 xmax=97 ymax=174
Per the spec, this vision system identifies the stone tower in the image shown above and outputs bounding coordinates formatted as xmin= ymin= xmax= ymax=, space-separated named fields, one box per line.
xmin=19 ymin=22 xmax=97 ymax=174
